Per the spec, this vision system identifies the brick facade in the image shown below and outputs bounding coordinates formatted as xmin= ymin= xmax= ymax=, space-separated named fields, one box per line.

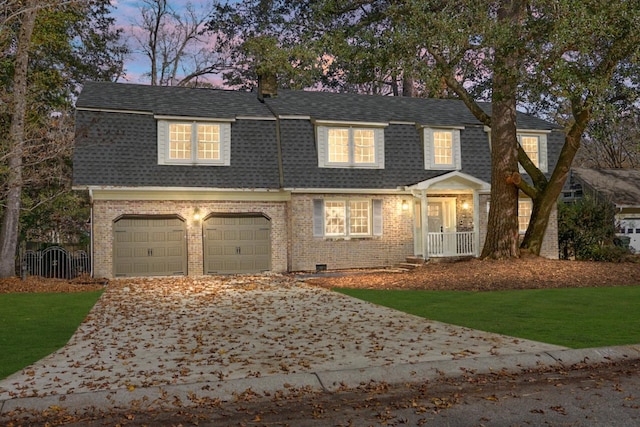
xmin=289 ymin=194 xmax=414 ymax=271
xmin=92 ymin=192 xmax=558 ymax=278
xmin=92 ymin=199 xmax=288 ymax=278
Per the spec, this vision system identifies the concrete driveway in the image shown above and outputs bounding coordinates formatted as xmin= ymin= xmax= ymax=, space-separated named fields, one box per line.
xmin=0 ymin=274 xmax=565 ymax=401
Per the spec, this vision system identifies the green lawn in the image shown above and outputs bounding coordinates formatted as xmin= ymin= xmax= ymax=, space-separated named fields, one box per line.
xmin=0 ymin=291 xmax=103 ymax=380
xmin=336 ymin=286 xmax=640 ymax=349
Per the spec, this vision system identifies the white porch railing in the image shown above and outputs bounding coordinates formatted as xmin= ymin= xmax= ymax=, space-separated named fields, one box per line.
xmin=427 ymin=231 xmax=475 ymax=257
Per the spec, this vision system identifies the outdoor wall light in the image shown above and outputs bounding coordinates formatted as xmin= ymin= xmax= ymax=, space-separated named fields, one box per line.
xmin=461 ymin=201 xmax=470 ymax=210
xmin=402 ymin=200 xmax=409 ymax=211
xmin=193 ymin=208 xmax=201 ymax=221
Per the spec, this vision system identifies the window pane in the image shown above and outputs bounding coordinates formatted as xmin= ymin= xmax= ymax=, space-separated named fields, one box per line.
xmin=518 ymin=200 xmax=532 ymax=234
xmin=328 ymin=129 xmax=349 ymax=163
xmin=353 ymin=129 xmax=375 ymax=163
xmin=520 ymin=136 xmax=539 ymax=167
xmin=324 ymin=201 xmax=346 ymax=235
xmin=169 ymin=123 xmax=191 ymax=159
xmin=433 ymin=131 xmax=452 ymax=165
xmin=197 ymin=124 xmax=220 ymax=160
xmin=349 ymin=200 xmax=370 ymax=235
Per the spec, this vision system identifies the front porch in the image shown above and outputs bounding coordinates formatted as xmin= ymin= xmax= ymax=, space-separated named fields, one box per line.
xmin=407 ymin=171 xmax=491 ymax=259
xmin=426 ymin=231 xmax=475 ymax=257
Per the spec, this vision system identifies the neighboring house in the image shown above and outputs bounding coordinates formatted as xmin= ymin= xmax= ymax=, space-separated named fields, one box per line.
xmin=566 ymin=167 xmax=640 ymax=252
xmin=73 ymin=81 xmax=562 ymax=278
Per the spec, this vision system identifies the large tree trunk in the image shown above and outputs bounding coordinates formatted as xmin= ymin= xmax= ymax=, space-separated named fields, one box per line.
xmin=480 ymin=0 xmax=522 ymax=259
xmin=0 ymin=2 xmax=37 ymax=278
xmin=481 ymin=95 xmax=521 ymax=259
xmin=521 ymin=128 xmax=585 ymax=254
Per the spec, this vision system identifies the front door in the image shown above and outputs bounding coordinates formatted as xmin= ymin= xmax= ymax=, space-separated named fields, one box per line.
xmin=427 ymin=198 xmax=457 ymax=256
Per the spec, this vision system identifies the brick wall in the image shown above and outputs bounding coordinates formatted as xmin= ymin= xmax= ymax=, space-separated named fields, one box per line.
xmin=92 ymin=199 xmax=288 ymax=278
xmin=290 ymin=194 xmax=413 ymax=271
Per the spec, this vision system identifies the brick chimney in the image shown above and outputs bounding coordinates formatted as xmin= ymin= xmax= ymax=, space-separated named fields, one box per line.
xmin=257 ymin=72 xmax=277 ymax=102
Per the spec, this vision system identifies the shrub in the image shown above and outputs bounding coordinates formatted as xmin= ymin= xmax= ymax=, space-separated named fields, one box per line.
xmin=558 ymin=196 xmax=630 ymax=261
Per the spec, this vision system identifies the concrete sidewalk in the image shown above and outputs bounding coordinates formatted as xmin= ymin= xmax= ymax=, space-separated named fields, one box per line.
xmin=2 ymin=275 xmax=637 ymax=420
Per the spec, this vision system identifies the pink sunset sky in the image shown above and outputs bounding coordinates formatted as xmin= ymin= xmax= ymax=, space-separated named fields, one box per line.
xmin=110 ymin=0 xmax=231 ymax=86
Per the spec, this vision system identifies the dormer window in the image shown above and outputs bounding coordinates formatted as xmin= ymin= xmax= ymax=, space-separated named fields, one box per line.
xmin=157 ymin=118 xmax=232 ymax=166
xmin=423 ymin=127 xmax=462 ymax=170
xmin=316 ymin=122 xmax=386 ymax=169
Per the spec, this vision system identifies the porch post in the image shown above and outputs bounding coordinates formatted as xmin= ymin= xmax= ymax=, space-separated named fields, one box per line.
xmin=421 ymin=190 xmax=429 ymax=260
xmin=473 ymin=189 xmax=480 ymax=257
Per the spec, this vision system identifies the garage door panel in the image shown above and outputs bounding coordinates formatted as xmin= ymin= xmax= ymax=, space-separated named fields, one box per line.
xmin=133 ymin=247 xmax=148 ymax=257
xmin=115 ymin=246 xmax=132 ymax=257
xmin=167 ymin=231 xmax=183 ymax=241
xmin=239 ymin=244 xmax=254 ymax=255
xmin=152 ymin=247 xmax=166 ymax=257
xmin=255 ymin=229 xmax=269 ymax=240
xmin=255 ymin=244 xmax=269 ymax=256
xmin=239 ymin=230 xmax=253 ymax=240
xmin=204 ymin=215 xmax=271 ymax=274
xmin=114 ymin=217 xmax=186 ymax=277
xmin=150 ymin=231 xmax=166 ymax=242
xmin=207 ymin=245 xmax=223 ymax=256
xmin=206 ymin=229 xmax=223 ymax=240
xmin=167 ymin=246 xmax=183 ymax=257
xmin=133 ymin=232 xmax=149 ymax=243
xmin=115 ymin=231 xmax=131 ymax=243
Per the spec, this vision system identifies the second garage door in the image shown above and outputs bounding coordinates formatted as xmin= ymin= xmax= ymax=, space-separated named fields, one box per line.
xmin=203 ymin=214 xmax=271 ymax=274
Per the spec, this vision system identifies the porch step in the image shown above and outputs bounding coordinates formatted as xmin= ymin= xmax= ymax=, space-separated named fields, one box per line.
xmin=395 ymin=256 xmax=426 ymax=271
xmin=405 ymin=256 xmax=426 ymax=265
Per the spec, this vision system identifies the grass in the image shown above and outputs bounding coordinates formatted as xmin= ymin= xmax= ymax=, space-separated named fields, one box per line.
xmin=336 ymin=286 xmax=640 ymax=349
xmin=0 ymin=291 xmax=103 ymax=380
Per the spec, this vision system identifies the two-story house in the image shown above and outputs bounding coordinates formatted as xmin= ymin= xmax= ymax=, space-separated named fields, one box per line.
xmin=73 ymin=81 xmax=561 ymax=278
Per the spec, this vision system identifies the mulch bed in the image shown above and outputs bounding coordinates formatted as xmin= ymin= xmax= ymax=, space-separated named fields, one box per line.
xmin=305 ymin=256 xmax=640 ymax=291
xmin=1 ymin=256 xmax=639 ymax=293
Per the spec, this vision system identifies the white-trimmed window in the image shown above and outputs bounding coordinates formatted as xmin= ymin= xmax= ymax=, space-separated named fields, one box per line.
xmin=518 ymin=199 xmax=532 ymax=234
xmin=158 ymin=120 xmax=231 ymax=166
xmin=313 ymin=199 xmax=383 ymax=238
xmin=317 ymin=125 xmax=385 ymax=168
xmin=423 ymin=127 xmax=462 ymax=170
xmin=518 ymin=132 xmax=548 ymax=173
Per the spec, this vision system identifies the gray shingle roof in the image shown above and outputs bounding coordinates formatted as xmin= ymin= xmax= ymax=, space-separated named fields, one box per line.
xmin=73 ymin=82 xmax=561 ymax=190
xmin=77 ymin=81 xmax=273 ymax=119
xmin=572 ymin=167 xmax=640 ymax=206
xmin=265 ymin=90 xmax=557 ymax=130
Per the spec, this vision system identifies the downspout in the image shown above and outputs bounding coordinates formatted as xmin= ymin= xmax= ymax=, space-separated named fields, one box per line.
xmin=262 ymin=98 xmax=290 ymax=270
xmin=89 ymin=188 xmax=94 ymax=277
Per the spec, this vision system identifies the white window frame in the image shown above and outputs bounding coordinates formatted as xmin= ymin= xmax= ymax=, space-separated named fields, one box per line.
xmin=518 ymin=198 xmax=532 ymax=234
xmin=157 ymin=118 xmax=232 ymax=166
xmin=316 ymin=124 xmax=385 ymax=169
xmin=517 ymin=131 xmax=548 ymax=173
xmin=313 ymin=198 xmax=383 ymax=238
xmin=323 ymin=199 xmax=372 ymax=237
xmin=423 ymin=127 xmax=462 ymax=170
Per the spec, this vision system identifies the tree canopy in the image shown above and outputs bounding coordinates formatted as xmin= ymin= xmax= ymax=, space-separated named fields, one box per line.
xmin=207 ymin=0 xmax=640 ymax=258
xmin=0 ymin=0 xmax=126 ymax=277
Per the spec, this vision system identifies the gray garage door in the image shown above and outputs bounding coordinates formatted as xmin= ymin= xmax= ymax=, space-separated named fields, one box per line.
xmin=203 ymin=215 xmax=271 ymax=274
xmin=113 ymin=216 xmax=187 ymax=277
